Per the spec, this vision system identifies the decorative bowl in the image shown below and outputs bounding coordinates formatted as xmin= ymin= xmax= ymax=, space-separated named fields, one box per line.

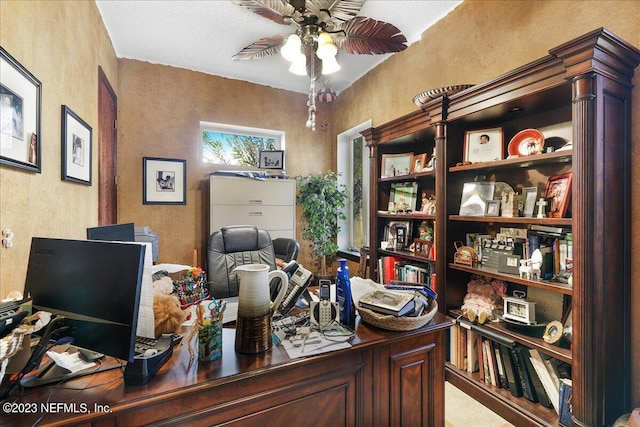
xmin=507 ymin=128 xmax=545 ymax=156
xmin=412 ymin=84 xmax=474 ymax=108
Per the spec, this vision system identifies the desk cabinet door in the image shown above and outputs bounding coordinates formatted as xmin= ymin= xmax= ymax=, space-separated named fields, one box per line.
xmin=382 ymin=332 xmax=445 ymax=427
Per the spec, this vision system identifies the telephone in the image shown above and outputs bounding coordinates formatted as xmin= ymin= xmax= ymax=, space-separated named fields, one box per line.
xmin=276 ymin=261 xmax=313 ymax=316
xmin=310 ymin=280 xmax=339 ymax=330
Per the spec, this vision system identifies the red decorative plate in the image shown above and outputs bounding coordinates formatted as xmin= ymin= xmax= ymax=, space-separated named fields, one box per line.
xmin=507 ymin=129 xmax=545 ymax=156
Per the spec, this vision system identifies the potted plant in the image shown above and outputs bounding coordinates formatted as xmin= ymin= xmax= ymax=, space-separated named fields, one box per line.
xmin=296 ymin=171 xmax=350 ymax=279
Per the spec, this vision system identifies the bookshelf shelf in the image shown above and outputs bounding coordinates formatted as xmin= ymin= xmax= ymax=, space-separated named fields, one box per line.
xmin=448 ymin=150 xmax=572 ymax=173
xmin=378 ymin=170 xmax=436 ymax=183
xmin=448 ymin=216 xmax=573 ymax=227
xmin=379 ymin=248 xmax=435 ymax=264
xmin=448 ymin=263 xmax=573 ymax=296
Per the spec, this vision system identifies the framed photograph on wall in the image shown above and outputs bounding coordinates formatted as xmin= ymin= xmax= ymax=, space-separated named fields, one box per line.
xmin=258 ymin=150 xmax=284 ymax=169
xmin=381 ymin=152 xmax=413 ymax=178
xmin=0 ymin=46 xmax=41 ymax=173
xmin=143 ymin=157 xmax=186 ymax=205
xmin=544 ymin=172 xmax=572 ymax=218
xmin=522 ymin=187 xmax=538 ymax=217
xmin=61 ymin=105 xmax=92 ymax=185
xmin=464 ymin=127 xmax=503 ymax=163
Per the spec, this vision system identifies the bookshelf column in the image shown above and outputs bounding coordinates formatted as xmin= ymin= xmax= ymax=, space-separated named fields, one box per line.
xmin=551 ymin=29 xmax=640 ymax=427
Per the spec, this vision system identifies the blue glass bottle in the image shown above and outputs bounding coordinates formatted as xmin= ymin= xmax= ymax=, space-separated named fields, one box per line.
xmin=336 ymin=258 xmax=356 ymax=327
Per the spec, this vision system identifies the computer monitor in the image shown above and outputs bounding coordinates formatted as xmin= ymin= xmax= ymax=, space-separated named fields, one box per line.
xmin=23 ymin=237 xmax=145 ymax=362
xmin=86 ymin=222 xmax=135 ymax=242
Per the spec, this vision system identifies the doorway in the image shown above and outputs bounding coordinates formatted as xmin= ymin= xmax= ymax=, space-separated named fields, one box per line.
xmin=98 ymin=67 xmax=117 ymax=225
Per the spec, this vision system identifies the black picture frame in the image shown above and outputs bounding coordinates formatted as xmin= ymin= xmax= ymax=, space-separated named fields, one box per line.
xmin=0 ymin=46 xmax=42 ymax=173
xmin=61 ymin=105 xmax=92 ymax=185
xmin=258 ymin=150 xmax=284 ymax=169
xmin=143 ymin=157 xmax=186 ymax=205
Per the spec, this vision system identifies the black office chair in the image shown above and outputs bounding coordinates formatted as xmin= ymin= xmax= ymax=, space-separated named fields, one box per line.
xmin=206 ymin=225 xmax=277 ymax=298
xmin=272 ymin=237 xmax=300 ymax=265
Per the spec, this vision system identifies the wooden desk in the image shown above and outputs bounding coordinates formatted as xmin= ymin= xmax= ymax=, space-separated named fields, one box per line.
xmin=1 ymin=314 xmax=451 ymax=427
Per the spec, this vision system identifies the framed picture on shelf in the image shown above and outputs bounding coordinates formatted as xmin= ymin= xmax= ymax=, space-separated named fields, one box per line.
xmin=464 ymin=127 xmax=503 ymax=163
xmin=544 ymin=172 xmax=572 ymax=218
xmin=485 ymin=200 xmax=501 ymax=216
xmin=381 ymin=152 xmax=413 ymax=178
xmin=459 ymin=181 xmax=495 ymax=216
xmin=390 ymin=182 xmax=418 ymax=213
xmin=384 ymin=220 xmax=412 ymax=250
xmin=258 ymin=150 xmax=284 ymax=169
xmin=61 ymin=105 xmax=92 ymax=185
xmin=0 ymin=47 xmax=41 ymax=173
xmin=522 ymin=187 xmax=538 ymax=217
xmin=143 ymin=157 xmax=187 ymax=205
xmin=412 ymin=153 xmax=426 ymax=173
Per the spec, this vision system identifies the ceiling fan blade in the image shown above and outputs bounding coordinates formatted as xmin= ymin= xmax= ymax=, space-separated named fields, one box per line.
xmin=332 ymin=16 xmax=407 ymax=54
xmin=304 ymin=0 xmax=366 ymax=25
xmin=232 ymin=0 xmax=302 ymax=25
xmin=232 ymin=34 xmax=289 ymax=60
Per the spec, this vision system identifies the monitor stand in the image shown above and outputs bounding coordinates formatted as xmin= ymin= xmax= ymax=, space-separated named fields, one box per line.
xmin=19 ymin=344 xmax=123 ymax=388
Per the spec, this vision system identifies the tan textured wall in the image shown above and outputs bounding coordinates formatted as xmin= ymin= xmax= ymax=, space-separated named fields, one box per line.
xmin=0 ymin=1 xmax=118 ymax=296
xmin=332 ymin=0 xmax=640 ymax=409
xmin=116 ymin=60 xmax=332 ymax=267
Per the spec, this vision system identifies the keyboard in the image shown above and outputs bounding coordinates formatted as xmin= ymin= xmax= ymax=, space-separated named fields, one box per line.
xmin=124 ymin=335 xmax=174 ymax=385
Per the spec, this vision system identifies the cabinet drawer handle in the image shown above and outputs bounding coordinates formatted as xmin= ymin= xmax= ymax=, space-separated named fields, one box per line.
xmin=249 ymin=212 xmax=263 ymax=217
xmin=248 ymin=199 xmax=263 ymax=204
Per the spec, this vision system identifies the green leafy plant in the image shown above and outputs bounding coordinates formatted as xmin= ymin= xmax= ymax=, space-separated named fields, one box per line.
xmin=296 ymin=171 xmax=349 ymax=277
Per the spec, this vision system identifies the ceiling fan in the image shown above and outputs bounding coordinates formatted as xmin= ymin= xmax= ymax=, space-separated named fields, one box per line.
xmin=231 ymin=0 xmax=407 ymax=129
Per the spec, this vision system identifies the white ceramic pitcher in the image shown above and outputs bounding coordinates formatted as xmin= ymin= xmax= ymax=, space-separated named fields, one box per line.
xmin=233 ymin=264 xmax=288 ymax=353
xmin=233 ymin=264 xmax=288 ymax=318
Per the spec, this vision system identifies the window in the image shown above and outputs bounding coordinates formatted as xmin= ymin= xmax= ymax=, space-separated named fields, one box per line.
xmin=201 ymin=122 xmax=285 ymax=166
xmin=337 ymin=120 xmax=371 ymax=253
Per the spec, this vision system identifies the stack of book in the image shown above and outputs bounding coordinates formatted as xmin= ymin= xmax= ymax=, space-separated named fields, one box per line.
xmin=358 ymin=290 xmax=416 ymax=317
xmin=450 ymin=318 xmax=572 ymax=417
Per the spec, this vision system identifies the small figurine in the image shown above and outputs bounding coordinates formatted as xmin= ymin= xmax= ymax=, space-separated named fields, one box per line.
xmin=519 ymin=249 xmax=543 ymax=280
xmin=395 ymin=196 xmax=409 ymax=213
xmin=536 ymin=198 xmax=548 ymax=218
xmin=418 ymin=220 xmax=433 ymax=241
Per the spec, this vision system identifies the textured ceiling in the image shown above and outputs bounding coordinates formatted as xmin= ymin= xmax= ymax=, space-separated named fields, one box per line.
xmin=95 ymin=0 xmax=463 ymax=94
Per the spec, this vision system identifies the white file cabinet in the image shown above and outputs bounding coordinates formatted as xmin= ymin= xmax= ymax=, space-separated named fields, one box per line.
xmin=209 ymin=175 xmax=296 ymax=239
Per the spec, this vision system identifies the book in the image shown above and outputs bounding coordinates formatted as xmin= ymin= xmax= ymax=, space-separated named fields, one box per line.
xmin=488 ymin=340 xmax=501 ymax=387
xmin=484 ymin=339 xmax=497 ymax=386
xmin=482 ymin=339 xmax=491 ymax=384
xmin=558 ymin=378 xmax=573 ymax=427
xmin=450 ymin=324 xmax=458 ymax=367
xmin=493 ymin=344 xmax=508 ymax=389
xmin=466 ymin=330 xmax=479 ymax=373
xmin=359 ymin=290 xmax=415 ymax=316
xmin=500 ymin=344 xmax=522 ymax=397
xmin=512 ymin=346 xmax=537 ymax=402
xmin=529 ymin=349 xmax=560 ymax=414
xmin=476 ymin=334 xmax=485 ymax=380
xmin=521 ymin=348 xmax=552 ymax=408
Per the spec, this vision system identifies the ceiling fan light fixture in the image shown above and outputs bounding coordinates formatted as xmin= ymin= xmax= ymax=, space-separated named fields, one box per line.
xmin=289 ymin=56 xmax=307 ymax=75
xmin=281 ymin=34 xmax=302 ymax=62
xmin=321 ymin=55 xmax=341 ymax=75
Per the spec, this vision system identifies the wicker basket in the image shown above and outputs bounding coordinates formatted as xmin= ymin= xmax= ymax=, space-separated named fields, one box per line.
xmin=357 ymin=299 xmax=438 ymax=331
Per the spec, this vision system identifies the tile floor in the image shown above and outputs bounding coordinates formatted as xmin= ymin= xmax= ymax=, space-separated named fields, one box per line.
xmin=445 ymin=381 xmax=514 ymax=427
